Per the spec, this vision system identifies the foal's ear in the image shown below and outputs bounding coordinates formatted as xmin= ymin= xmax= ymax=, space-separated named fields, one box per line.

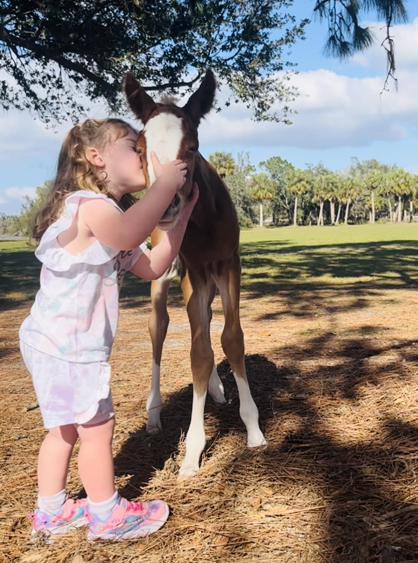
xmin=183 ymin=69 xmax=216 ymax=125
xmin=123 ymin=72 xmax=157 ymax=124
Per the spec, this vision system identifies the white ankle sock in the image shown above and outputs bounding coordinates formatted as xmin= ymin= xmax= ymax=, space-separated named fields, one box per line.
xmin=37 ymin=489 xmax=67 ymax=516
xmin=88 ymin=491 xmax=119 ymax=521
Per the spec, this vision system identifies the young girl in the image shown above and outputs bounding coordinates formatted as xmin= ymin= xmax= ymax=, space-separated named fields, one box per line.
xmin=19 ymin=118 xmax=198 ymax=542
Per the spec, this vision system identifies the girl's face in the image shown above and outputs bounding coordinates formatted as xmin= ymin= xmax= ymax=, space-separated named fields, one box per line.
xmin=101 ymin=128 xmax=146 ymax=199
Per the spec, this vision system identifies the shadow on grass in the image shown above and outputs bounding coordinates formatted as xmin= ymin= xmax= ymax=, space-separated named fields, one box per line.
xmin=240 ymin=239 xmax=418 ymax=293
xmin=111 ymin=328 xmax=418 ymax=562
xmin=2 ymin=240 xmax=418 ymax=315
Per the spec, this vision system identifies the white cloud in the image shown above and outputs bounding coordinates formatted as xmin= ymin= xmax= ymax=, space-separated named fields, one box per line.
xmin=3 ymin=186 xmax=38 ymax=200
xmin=0 ymin=17 xmax=418 ymax=166
xmin=0 ymin=186 xmax=38 ymax=212
xmin=198 ymin=67 xmax=418 ymax=150
xmin=351 ymin=17 xmax=418 ymax=72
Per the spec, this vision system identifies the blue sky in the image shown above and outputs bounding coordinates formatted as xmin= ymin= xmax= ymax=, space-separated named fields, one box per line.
xmin=1 ymin=0 xmax=418 ymax=215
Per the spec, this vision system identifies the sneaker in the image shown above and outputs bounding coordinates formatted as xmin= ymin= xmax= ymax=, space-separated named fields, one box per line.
xmin=29 ymin=498 xmax=89 ymax=543
xmin=87 ymin=496 xmax=169 ymax=542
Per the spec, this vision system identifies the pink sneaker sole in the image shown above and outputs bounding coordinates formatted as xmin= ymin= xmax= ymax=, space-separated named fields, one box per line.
xmin=30 ymin=515 xmax=89 ymax=544
xmin=87 ymin=501 xmax=169 ymax=542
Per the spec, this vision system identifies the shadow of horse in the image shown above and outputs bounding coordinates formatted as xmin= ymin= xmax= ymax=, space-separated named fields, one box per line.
xmin=112 ymin=353 xmax=281 ymax=498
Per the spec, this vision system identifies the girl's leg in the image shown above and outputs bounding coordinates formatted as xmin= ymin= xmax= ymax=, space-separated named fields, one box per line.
xmin=38 ymin=424 xmax=78 ymax=496
xmin=77 ymin=417 xmax=170 ymax=541
xmin=76 ymin=417 xmax=116 ymax=502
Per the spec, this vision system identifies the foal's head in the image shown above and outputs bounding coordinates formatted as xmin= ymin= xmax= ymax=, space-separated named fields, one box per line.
xmin=124 ymin=70 xmax=216 ymax=230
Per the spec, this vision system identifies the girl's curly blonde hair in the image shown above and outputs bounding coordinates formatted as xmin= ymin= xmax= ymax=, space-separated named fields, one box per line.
xmin=32 ymin=118 xmax=138 ymax=242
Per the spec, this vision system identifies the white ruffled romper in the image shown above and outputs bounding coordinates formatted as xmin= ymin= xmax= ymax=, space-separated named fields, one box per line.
xmin=19 ymin=190 xmax=147 ymax=429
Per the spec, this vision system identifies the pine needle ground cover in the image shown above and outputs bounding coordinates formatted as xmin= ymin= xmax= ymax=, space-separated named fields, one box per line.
xmin=1 ymin=224 xmax=418 ymax=563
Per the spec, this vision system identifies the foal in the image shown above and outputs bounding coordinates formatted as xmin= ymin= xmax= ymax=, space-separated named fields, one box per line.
xmin=124 ymin=70 xmax=267 ymax=475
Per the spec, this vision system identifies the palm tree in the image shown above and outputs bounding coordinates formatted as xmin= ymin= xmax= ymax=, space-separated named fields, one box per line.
xmin=378 ymin=173 xmax=395 ymax=222
xmin=249 ymin=173 xmax=276 ymax=227
xmin=325 ymin=173 xmax=341 ymax=225
xmin=364 ymin=170 xmax=383 ymax=223
xmin=409 ymin=175 xmax=418 ymax=222
xmin=287 ymin=169 xmax=311 ymax=226
xmin=342 ymin=178 xmax=361 ymax=225
xmin=313 ymin=174 xmax=335 ymax=226
xmin=334 ymin=175 xmax=346 ymax=224
xmin=390 ymin=169 xmax=412 ymax=222
xmin=208 ymin=152 xmax=236 ymax=178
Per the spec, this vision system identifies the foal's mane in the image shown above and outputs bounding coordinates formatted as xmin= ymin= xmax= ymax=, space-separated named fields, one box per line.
xmin=159 ymin=94 xmax=178 ymax=105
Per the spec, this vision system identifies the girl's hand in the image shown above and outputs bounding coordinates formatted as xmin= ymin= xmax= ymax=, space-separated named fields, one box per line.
xmin=151 ymin=152 xmax=187 ymax=191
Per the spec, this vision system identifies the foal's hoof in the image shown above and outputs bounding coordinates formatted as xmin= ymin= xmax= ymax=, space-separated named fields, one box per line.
xmin=210 ymin=393 xmax=227 ymax=405
xmin=247 ymin=435 xmax=267 ymax=448
xmin=146 ymin=423 xmax=162 ymax=434
xmin=178 ymin=462 xmax=199 ymax=477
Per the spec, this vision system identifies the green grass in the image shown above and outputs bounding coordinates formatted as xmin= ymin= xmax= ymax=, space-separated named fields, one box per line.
xmin=1 ymin=224 xmax=418 ymax=310
xmin=239 ymin=223 xmax=418 ymax=297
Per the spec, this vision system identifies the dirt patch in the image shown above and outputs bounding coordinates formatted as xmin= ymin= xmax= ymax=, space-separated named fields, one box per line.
xmin=1 ymin=283 xmax=418 ymax=562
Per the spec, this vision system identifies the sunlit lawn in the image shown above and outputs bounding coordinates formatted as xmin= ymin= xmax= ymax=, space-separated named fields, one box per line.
xmin=1 ymin=223 xmax=418 ymax=309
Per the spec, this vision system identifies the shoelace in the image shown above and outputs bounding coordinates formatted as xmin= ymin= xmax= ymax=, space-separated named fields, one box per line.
xmin=123 ymin=500 xmax=144 ymax=513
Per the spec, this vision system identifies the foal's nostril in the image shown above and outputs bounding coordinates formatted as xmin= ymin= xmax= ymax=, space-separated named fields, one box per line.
xmin=172 ymin=194 xmax=180 ymax=208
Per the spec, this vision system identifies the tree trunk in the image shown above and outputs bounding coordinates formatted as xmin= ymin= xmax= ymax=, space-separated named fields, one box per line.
xmin=259 ymin=202 xmax=263 ymax=227
xmin=330 ymin=200 xmax=335 ymax=225
xmin=397 ymin=196 xmax=402 ymax=222
xmin=344 ymin=198 xmax=351 ymax=225
xmin=293 ymin=196 xmax=298 ymax=226
xmin=336 ymin=202 xmax=342 ymax=224
xmin=388 ymin=198 xmax=393 ymax=222
xmin=369 ymin=210 xmax=372 ymax=223
xmin=410 ymin=200 xmax=414 ymax=223
xmin=318 ymin=201 xmax=324 ymax=226
xmin=404 ymin=208 xmax=408 ymax=222
xmin=371 ymin=190 xmax=375 ymax=223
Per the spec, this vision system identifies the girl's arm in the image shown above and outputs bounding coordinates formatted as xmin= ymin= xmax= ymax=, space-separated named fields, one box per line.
xmin=130 ymin=183 xmax=199 ymax=280
xmin=79 ymin=156 xmax=186 ymax=250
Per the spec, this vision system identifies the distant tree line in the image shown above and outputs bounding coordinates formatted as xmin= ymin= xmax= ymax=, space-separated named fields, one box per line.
xmin=1 ymin=156 xmax=417 ymax=236
xmin=208 ymin=153 xmax=418 ymax=228
xmin=0 ymin=183 xmax=50 ymax=236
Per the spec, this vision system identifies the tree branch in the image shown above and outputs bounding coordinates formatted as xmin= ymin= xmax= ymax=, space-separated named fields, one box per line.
xmin=0 ymin=25 xmax=203 ymax=94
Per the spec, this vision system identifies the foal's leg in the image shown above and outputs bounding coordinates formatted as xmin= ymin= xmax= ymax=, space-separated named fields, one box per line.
xmin=146 ymin=263 xmax=177 ymax=433
xmin=208 ymin=363 xmax=226 ymax=405
xmin=179 ymin=269 xmax=217 ymax=476
xmin=213 ymin=254 xmax=267 ymax=447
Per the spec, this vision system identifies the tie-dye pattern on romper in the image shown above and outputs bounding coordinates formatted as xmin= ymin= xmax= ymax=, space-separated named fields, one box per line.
xmin=19 ymin=190 xmax=147 ymax=429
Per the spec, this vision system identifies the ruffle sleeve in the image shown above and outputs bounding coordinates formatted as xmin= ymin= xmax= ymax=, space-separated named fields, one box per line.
xmin=35 ymin=190 xmax=124 ymax=272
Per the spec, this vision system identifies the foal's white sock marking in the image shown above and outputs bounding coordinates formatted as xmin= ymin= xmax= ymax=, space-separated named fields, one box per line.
xmin=146 ymin=360 xmax=163 ymax=433
xmin=144 ymin=113 xmax=183 ymax=186
xmin=208 ymin=365 xmax=226 ymax=404
xmin=233 ymin=373 xmax=267 ymax=447
xmin=179 ymin=390 xmax=207 ymax=476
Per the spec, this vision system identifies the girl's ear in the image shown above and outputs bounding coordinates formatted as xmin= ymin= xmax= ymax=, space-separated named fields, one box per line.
xmin=85 ymin=147 xmax=105 ymax=168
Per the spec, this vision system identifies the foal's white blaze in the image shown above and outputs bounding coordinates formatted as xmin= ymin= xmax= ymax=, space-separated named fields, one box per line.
xmin=144 ymin=113 xmax=184 ymax=186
